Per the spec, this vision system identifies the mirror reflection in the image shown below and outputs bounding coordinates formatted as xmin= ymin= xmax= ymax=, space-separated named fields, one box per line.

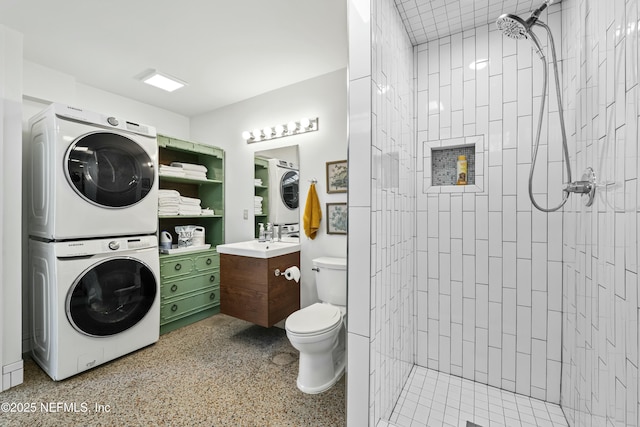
xmin=254 ymin=146 xmax=300 ymax=242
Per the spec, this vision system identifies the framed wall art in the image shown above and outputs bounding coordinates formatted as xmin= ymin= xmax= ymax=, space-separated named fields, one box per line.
xmin=326 ymin=202 xmax=347 ymax=235
xmin=326 ymin=160 xmax=348 ymax=193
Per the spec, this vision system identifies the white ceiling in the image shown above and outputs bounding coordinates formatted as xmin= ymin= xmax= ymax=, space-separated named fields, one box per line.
xmin=0 ymin=0 xmax=546 ymax=117
xmin=0 ymin=0 xmax=348 ymax=117
xmin=395 ymin=0 xmax=543 ymax=45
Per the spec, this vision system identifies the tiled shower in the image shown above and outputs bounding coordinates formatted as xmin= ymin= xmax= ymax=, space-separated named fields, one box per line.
xmin=347 ymin=0 xmax=639 ymax=426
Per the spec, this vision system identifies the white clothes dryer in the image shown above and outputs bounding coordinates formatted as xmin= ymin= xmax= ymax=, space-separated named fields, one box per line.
xmin=268 ymin=158 xmax=299 ymax=225
xmin=29 ymin=235 xmax=160 ymax=381
xmin=28 ymin=103 xmax=158 ymax=240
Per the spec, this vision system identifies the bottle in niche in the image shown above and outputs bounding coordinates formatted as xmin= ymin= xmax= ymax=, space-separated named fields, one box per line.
xmin=456 ymin=155 xmax=468 ymax=185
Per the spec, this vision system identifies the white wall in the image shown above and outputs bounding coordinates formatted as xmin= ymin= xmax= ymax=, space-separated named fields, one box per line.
xmin=347 ymin=0 xmax=416 ymax=424
xmin=560 ymin=0 xmax=640 ymax=425
xmin=190 ymin=69 xmax=348 ymax=309
xmin=22 ymin=60 xmax=190 ymax=138
xmin=1 ymin=25 xmax=24 ymax=391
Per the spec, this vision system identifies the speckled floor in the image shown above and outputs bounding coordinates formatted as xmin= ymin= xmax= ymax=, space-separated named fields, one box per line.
xmin=0 ymin=314 xmax=346 ymax=426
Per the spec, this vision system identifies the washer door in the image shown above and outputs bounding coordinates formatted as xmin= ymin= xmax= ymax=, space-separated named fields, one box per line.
xmin=66 ymin=258 xmax=157 ymax=337
xmin=280 ymin=170 xmax=299 ymax=209
xmin=66 ymin=131 xmax=155 ymax=208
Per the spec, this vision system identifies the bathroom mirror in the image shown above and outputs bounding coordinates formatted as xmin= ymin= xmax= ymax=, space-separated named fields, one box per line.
xmin=254 ymin=145 xmax=300 ymax=241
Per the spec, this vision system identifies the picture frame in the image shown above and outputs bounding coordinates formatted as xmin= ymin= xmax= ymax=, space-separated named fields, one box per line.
xmin=326 ymin=160 xmax=348 ymax=193
xmin=326 ymin=202 xmax=347 ymax=235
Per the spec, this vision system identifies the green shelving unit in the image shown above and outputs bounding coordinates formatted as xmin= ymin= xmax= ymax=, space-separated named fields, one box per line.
xmin=157 ymin=135 xmax=225 ymax=334
xmin=254 ymin=157 xmax=269 ymax=238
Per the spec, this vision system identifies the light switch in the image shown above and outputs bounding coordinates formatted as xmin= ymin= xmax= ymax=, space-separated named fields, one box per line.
xmin=243 ymin=209 xmax=248 ymax=219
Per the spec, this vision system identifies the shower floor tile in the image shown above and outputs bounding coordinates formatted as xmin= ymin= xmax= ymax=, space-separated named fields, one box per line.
xmin=379 ymin=366 xmax=568 ymax=427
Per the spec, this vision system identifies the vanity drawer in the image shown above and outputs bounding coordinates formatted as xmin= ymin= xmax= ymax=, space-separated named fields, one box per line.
xmin=194 ymin=252 xmax=219 ymax=272
xmin=160 ymin=286 xmax=220 ymax=324
xmin=161 ymin=270 xmax=220 ymax=299
xmin=160 ymin=256 xmax=195 ymax=279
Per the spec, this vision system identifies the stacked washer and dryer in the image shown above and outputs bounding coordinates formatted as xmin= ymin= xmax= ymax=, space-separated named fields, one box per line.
xmin=27 ymin=104 xmax=161 ymax=381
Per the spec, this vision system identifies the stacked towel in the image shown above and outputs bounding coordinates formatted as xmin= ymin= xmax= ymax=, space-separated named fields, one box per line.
xmin=254 ymin=196 xmax=263 ymax=215
xmin=201 ymin=208 xmax=214 ymax=216
xmin=158 ymin=189 xmax=180 ymax=216
xmin=158 ymin=189 xmax=204 ymax=216
xmin=170 ymin=162 xmax=208 ymax=180
xmin=254 ymin=178 xmax=263 ymax=186
xmin=159 ymin=164 xmax=186 ymax=177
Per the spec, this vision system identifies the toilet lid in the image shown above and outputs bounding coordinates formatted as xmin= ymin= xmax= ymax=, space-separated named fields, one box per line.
xmin=286 ymin=303 xmax=341 ymax=335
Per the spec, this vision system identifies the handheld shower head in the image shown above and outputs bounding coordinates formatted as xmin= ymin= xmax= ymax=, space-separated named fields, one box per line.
xmin=496 ymin=13 xmax=530 ymax=39
xmin=495 ymin=0 xmax=552 ymax=39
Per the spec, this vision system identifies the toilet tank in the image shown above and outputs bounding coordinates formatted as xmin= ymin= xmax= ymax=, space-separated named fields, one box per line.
xmin=313 ymin=257 xmax=347 ymax=306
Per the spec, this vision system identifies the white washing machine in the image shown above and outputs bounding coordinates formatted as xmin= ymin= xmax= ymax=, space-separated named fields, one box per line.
xmin=29 ymin=235 xmax=160 ymax=381
xmin=268 ymin=158 xmax=299 ymax=225
xmin=28 ymin=103 xmax=158 ymax=240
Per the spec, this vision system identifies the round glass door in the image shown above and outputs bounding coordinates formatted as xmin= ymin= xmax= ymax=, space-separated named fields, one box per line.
xmin=281 ymin=170 xmax=299 ymax=209
xmin=66 ymin=132 xmax=155 ymax=208
xmin=66 ymin=258 xmax=157 ymax=337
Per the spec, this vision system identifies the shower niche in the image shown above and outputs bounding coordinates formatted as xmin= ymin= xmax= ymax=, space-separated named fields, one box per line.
xmin=423 ymin=135 xmax=485 ymax=194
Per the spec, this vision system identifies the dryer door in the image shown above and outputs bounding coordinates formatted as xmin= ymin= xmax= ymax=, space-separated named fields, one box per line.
xmin=66 ymin=131 xmax=155 ymax=208
xmin=280 ymin=170 xmax=299 ymax=209
xmin=66 ymin=258 xmax=157 ymax=337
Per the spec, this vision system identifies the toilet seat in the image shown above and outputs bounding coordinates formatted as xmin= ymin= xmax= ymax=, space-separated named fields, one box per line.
xmin=286 ymin=303 xmax=341 ymax=336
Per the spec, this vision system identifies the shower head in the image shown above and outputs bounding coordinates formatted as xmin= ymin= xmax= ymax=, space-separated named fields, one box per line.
xmin=495 ymin=0 xmax=552 ymax=39
xmin=496 ymin=13 xmax=530 ymax=39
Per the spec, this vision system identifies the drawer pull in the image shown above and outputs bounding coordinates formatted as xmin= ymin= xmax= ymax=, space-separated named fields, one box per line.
xmin=175 ymin=263 xmax=182 ymax=271
xmin=206 ymin=258 xmax=212 ymax=265
xmin=171 ymin=304 xmax=178 ymax=312
xmin=210 ymin=292 xmax=216 ymax=300
xmin=170 ymin=284 xmax=178 ymax=292
xmin=209 ymin=275 xmax=216 ymax=282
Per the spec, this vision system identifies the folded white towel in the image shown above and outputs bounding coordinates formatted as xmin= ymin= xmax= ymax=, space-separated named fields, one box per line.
xmin=178 ymin=206 xmax=202 ymax=215
xmin=158 ymin=207 xmax=179 ymax=216
xmin=201 ymin=208 xmax=214 ymax=215
xmin=184 ymin=171 xmax=208 ymax=180
xmin=254 ymin=179 xmax=263 ymax=186
xmin=254 ymin=196 xmax=263 ymax=201
xmin=170 ymin=162 xmax=208 ymax=173
xmin=179 ymin=196 xmax=201 ymax=206
xmin=159 ymin=189 xmax=180 ymax=196
xmin=159 ymin=171 xmax=187 ymax=178
xmin=158 ymin=199 xmax=180 ymax=207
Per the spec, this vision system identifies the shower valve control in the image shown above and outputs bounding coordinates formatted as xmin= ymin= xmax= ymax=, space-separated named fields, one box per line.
xmin=563 ymin=167 xmax=597 ymax=207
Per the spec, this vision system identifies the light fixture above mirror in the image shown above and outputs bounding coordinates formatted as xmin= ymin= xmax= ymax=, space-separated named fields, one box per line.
xmin=243 ymin=117 xmax=318 ymax=143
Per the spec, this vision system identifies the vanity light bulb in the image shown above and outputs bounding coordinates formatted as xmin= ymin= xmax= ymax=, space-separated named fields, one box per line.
xmin=275 ymin=124 xmax=285 ymax=136
xmin=300 ymin=117 xmax=311 ymax=130
xmin=253 ymin=129 xmax=262 ymax=140
xmin=263 ymin=126 xmax=274 ymax=138
xmin=242 ymin=131 xmax=252 ymax=140
xmin=287 ymin=121 xmax=298 ymax=134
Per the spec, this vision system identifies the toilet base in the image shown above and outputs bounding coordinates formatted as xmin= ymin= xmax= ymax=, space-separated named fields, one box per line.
xmin=296 ymin=338 xmax=346 ymax=394
xmin=297 ymin=350 xmax=345 ymax=394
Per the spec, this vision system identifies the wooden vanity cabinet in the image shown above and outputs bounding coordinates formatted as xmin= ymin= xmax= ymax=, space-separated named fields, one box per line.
xmin=220 ymin=251 xmax=300 ymax=327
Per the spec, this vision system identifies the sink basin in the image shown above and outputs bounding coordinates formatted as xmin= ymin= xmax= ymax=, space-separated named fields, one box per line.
xmin=216 ymin=240 xmax=301 ymax=259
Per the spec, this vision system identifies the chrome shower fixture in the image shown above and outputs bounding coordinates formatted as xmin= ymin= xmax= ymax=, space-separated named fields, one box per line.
xmin=496 ymin=0 xmax=552 ymax=40
xmin=496 ymin=0 xmax=595 ymax=211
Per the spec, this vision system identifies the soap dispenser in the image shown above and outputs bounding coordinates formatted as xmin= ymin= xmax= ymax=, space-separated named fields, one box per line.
xmin=258 ymin=223 xmax=266 ymax=242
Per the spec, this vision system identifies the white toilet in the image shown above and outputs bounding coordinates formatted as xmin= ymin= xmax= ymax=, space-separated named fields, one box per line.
xmin=285 ymin=256 xmax=347 ymax=394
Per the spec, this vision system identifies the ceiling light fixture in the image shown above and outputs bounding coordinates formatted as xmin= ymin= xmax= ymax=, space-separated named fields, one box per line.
xmin=139 ymin=70 xmax=187 ymax=92
xmin=243 ymin=117 xmax=319 ymax=143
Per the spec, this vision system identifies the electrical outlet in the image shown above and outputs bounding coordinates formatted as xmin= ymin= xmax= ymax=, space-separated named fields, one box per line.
xmin=243 ymin=209 xmax=248 ymax=220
